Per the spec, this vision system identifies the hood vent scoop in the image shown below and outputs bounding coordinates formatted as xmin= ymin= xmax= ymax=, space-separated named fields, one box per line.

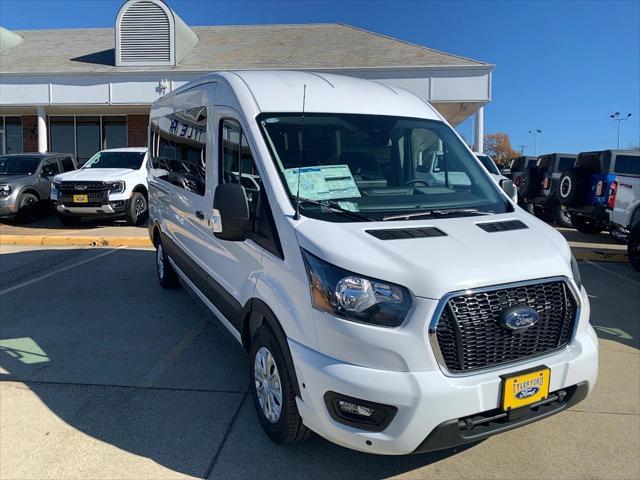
xmin=477 ymin=220 xmax=528 ymax=233
xmin=366 ymin=227 xmax=446 ymax=240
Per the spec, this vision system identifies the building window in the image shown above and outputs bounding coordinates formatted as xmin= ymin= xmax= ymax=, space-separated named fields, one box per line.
xmin=102 ymin=116 xmax=127 ymax=149
xmin=49 ymin=116 xmax=75 ymax=158
xmin=76 ymin=116 xmax=100 ymax=165
xmin=48 ymin=115 xmax=129 ymax=166
xmin=0 ymin=116 xmax=23 ymax=154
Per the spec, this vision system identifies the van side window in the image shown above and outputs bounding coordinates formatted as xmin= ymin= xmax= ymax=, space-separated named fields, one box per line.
xmin=60 ymin=157 xmax=75 ymax=172
xmin=151 ymin=106 xmax=207 ymax=196
xmin=220 ymin=119 xmax=283 ymax=258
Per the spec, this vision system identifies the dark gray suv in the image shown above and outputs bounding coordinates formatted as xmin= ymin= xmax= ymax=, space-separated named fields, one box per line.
xmin=0 ymin=153 xmax=76 ymax=221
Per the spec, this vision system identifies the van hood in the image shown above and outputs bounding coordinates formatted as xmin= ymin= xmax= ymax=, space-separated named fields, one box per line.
xmin=295 ymin=210 xmax=574 ymax=300
xmin=55 ymin=168 xmax=138 ymax=182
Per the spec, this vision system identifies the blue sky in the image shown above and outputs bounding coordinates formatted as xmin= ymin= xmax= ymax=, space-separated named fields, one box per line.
xmin=1 ymin=0 xmax=638 ymax=154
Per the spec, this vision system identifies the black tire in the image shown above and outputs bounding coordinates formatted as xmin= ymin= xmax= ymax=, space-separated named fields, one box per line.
xmin=16 ymin=193 xmax=39 ymax=223
xmin=249 ymin=325 xmax=311 ymax=444
xmin=628 ymin=223 xmax=640 ymax=272
xmin=571 ymin=215 xmax=604 ymax=235
xmin=558 ymin=168 xmax=589 ymax=206
xmin=521 ymin=202 xmax=536 ymax=215
xmin=156 ymin=239 xmax=179 ymax=289
xmin=126 ymin=192 xmax=148 ymax=226
xmin=551 ymin=203 xmax=573 ymax=228
xmin=518 ymin=167 xmax=541 ymax=199
xmin=58 ymin=214 xmax=82 ymax=226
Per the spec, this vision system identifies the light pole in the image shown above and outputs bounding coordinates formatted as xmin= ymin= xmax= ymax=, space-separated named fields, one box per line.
xmin=610 ymin=112 xmax=632 ymax=149
xmin=528 ymin=129 xmax=542 ymax=156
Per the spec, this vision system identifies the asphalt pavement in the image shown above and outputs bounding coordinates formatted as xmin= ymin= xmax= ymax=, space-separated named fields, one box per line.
xmin=0 ymin=245 xmax=638 ymax=480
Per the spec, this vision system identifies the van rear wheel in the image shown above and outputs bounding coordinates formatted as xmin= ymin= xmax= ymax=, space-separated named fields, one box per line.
xmin=249 ymin=325 xmax=311 ymax=444
xmin=156 ymin=240 xmax=179 ymax=289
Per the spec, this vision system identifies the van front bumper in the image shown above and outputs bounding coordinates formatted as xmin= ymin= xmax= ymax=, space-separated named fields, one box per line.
xmin=290 ymin=325 xmax=598 ymax=455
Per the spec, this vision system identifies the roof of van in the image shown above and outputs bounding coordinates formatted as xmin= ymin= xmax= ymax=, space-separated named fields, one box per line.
xmin=1 ymin=23 xmax=490 ymax=74
xmin=170 ymin=71 xmax=443 ymax=119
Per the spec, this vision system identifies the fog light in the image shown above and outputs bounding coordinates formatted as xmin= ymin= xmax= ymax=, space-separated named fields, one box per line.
xmin=338 ymin=400 xmax=375 ymax=417
xmin=324 ymin=391 xmax=397 ymax=432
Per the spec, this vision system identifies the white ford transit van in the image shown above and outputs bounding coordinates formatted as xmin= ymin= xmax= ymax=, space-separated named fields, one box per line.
xmin=148 ymin=71 xmax=598 ymax=455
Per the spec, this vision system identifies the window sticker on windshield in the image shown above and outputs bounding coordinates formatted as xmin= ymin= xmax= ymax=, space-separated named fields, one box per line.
xmin=284 ymin=164 xmax=361 ymax=200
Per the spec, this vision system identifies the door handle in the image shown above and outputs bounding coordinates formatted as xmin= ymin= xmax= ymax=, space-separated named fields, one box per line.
xmin=195 ymin=210 xmax=205 ymax=220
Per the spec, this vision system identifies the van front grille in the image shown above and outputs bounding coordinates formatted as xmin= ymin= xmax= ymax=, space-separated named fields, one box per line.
xmin=433 ymin=280 xmax=577 ymax=373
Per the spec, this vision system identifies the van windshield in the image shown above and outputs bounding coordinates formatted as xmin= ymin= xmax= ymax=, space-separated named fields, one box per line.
xmin=83 ymin=151 xmax=145 ymax=170
xmin=258 ymin=113 xmax=508 ymax=221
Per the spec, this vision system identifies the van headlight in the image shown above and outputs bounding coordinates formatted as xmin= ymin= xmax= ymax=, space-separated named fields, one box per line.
xmin=108 ymin=181 xmax=125 ymax=193
xmin=570 ymin=254 xmax=582 ymax=291
xmin=301 ymin=249 xmax=412 ymax=327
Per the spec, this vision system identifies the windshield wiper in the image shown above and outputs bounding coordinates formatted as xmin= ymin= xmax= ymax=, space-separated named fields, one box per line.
xmin=295 ymin=197 xmax=375 ymax=222
xmin=382 ymin=208 xmax=493 ymax=221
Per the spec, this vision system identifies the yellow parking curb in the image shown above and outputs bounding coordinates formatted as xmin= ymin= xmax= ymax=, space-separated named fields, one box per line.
xmin=0 ymin=235 xmax=153 ymax=248
xmin=573 ymin=250 xmax=628 ymax=263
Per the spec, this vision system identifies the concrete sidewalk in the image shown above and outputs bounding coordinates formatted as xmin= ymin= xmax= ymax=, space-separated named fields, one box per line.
xmin=0 ymin=217 xmax=630 ymax=262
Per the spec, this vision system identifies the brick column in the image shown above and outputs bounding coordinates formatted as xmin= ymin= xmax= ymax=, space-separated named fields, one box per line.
xmin=127 ymin=115 xmax=148 ymax=147
xmin=22 ymin=115 xmax=39 ymax=152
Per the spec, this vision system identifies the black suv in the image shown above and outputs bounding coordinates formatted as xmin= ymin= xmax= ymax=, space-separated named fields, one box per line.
xmin=519 ymin=153 xmax=577 ymax=227
xmin=509 ymin=156 xmax=537 ymax=202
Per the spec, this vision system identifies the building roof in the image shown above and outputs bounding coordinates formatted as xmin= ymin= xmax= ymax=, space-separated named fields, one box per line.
xmin=1 ymin=23 xmax=489 ymax=75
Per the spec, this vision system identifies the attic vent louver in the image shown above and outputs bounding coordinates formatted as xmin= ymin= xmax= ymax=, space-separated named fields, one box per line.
xmin=116 ymin=0 xmax=173 ymax=66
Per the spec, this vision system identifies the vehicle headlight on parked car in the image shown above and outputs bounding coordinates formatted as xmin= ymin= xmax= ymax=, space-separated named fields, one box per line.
xmin=301 ymin=249 xmax=412 ymax=327
xmin=570 ymin=254 xmax=582 ymax=291
xmin=108 ymin=181 xmax=125 ymax=193
xmin=0 ymin=185 xmax=11 ymax=197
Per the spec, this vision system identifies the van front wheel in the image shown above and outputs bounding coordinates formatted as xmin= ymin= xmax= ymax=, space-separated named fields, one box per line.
xmin=250 ymin=325 xmax=310 ymax=444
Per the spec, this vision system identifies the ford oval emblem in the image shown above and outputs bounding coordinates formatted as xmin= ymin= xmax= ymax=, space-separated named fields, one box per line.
xmin=499 ymin=306 xmax=540 ymax=331
xmin=515 ymin=386 xmax=539 ymax=399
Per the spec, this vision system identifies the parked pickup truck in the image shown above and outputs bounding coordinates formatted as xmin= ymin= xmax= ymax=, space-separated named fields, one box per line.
xmin=607 ymin=155 xmax=640 ymax=271
xmin=520 ymin=153 xmax=577 ymax=228
xmin=51 ymin=147 xmax=149 ymax=226
xmin=559 ymin=150 xmax=639 ymax=235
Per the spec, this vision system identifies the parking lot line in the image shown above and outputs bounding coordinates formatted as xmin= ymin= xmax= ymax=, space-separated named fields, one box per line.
xmin=584 ymin=260 xmax=640 ymax=287
xmin=0 ymin=247 xmax=121 ymax=297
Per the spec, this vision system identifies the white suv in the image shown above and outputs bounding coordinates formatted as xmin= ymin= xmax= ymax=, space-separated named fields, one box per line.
xmin=148 ymin=71 xmax=598 ymax=455
xmin=51 ymin=147 xmax=149 ymax=225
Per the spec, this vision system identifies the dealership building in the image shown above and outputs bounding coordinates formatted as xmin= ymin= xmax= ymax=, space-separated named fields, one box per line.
xmin=0 ymin=0 xmax=493 ymax=163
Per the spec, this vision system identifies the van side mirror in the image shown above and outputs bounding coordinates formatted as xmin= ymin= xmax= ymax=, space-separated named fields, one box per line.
xmin=212 ymin=183 xmax=250 ymax=241
xmin=499 ymin=179 xmax=517 ymax=200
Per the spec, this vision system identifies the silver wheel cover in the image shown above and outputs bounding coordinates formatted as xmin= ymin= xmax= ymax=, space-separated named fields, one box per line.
xmin=157 ymin=244 xmax=165 ymax=279
xmin=254 ymin=346 xmax=283 ymax=423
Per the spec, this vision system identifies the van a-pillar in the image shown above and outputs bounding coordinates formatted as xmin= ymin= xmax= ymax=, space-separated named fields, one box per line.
xmin=37 ymin=106 xmax=47 ymax=153
xmin=473 ymin=106 xmax=484 ymax=153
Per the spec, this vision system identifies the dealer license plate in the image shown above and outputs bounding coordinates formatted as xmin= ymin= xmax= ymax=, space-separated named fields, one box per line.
xmin=501 ymin=367 xmax=550 ymax=411
xmin=73 ymin=194 xmax=88 ymax=203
